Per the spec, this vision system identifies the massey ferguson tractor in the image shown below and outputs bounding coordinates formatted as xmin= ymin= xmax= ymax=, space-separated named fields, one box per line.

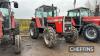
xmin=30 ymin=4 xmax=78 ymax=48
xmin=67 ymin=7 xmax=100 ymax=42
xmin=0 ymin=0 xmax=21 ymax=54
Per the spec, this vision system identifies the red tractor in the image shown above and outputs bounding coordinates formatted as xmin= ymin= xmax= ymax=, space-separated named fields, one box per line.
xmin=0 ymin=0 xmax=21 ymax=54
xmin=67 ymin=7 xmax=100 ymax=42
xmin=30 ymin=4 xmax=78 ymax=48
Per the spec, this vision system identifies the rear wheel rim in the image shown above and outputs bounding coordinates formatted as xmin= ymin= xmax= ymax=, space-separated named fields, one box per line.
xmin=85 ymin=27 xmax=97 ymax=39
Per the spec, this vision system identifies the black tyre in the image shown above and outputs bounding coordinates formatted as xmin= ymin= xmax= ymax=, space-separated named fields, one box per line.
xmin=29 ymin=28 xmax=39 ymax=39
xmin=14 ymin=35 xmax=21 ymax=54
xmin=43 ymin=27 xmax=57 ymax=48
xmin=83 ymin=24 xmax=100 ymax=42
xmin=64 ymin=27 xmax=78 ymax=43
xmin=29 ymin=22 xmax=39 ymax=39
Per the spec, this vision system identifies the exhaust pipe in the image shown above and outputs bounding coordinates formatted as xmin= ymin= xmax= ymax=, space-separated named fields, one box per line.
xmin=52 ymin=4 xmax=54 ymax=17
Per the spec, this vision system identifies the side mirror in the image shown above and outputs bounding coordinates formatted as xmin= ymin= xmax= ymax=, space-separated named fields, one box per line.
xmin=14 ymin=2 xmax=18 ymax=8
xmin=11 ymin=11 xmax=14 ymax=16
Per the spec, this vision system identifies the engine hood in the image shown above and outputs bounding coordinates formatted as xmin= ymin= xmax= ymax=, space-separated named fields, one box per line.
xmin=83 ymin=16 xmax=100 ymax=22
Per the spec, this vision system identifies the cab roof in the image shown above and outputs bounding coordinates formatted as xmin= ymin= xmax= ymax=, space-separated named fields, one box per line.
xmin=35 ymin=5 xmax=57 ymax=12
xmin=0 ymin=0 xmax=9 ymax=2
xmin=68 ymin=7 xmax=90 ymax=12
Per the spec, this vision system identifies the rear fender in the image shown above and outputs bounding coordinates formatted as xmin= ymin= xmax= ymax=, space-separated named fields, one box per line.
xmin=11 ymin=15 xmax=16 ymax=29
xmin=0 ymin=21 xmax=3 ymax=39
xmin=72 ymin=19 xmax=76 ymax=26
xmin=35 ymin=17 xmax=42 ymax=28
xmin=0 ymin=12 xmax=3 ymax=39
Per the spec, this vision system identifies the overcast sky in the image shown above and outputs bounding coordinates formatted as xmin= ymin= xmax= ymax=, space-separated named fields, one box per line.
xmin=10 ymin=0 xmax=100 ymax=19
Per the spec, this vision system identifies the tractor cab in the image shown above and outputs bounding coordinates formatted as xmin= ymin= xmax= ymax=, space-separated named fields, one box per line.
xmin=0 ymin=0 xmax=18 ymax=33
xmin=0 ymin=1 xmax=11 ymax=30
xmin=34 ymin=4 xmax=59 ymax=29
xmin=67 ymin=7 xmax=100 ymax=42
xmin=67 ymin=7 xmax=93 ymax=27
xmin=35 ymin=4 xmax=57 ymax=18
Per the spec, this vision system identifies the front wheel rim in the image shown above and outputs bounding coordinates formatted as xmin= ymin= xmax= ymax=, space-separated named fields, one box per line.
xmin=44 ymin=34 xmax=50 ymax=45
xmin=44 ymin=32 xmax=54 ymax=45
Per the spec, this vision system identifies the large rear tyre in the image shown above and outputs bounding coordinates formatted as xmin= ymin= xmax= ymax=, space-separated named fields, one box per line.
xmin=43 ymin=27 xmax=57 ymax=48
xmin=83 ymin=24 xmax=100 ymax=42
xmin=14 ymin=35 xmax=21 ymax=54
xmin=64 ymin=27 xmax=78 ymax=43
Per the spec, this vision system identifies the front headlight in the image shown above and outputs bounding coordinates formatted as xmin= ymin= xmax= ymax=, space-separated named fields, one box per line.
xmin=65 ymin=27 xmax=71 ymax=31
xmin=68 ymin=27 xmax=71 ymax=30
xmin=65 ymin=27 xmax=67 ymax=30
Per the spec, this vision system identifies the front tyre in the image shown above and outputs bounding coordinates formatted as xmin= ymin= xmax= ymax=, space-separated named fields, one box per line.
xmin=29 ymin=28 xmax=39 ymax=39
xmin=43 ymin=27 xmax=57 ymax=48
xmin=14 ymin=35 xmax=21 ymax=54
xmin=83 ymin=24 xmax=100 ymax=42
xmin=64 ymin=27 xmax=78 ymax=43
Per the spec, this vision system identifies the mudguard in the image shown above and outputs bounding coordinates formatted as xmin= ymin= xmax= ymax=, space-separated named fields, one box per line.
xmin=35 ymin=17 xmax=42 ymax=28
xmin=0 ymin=12 xmax=3 ymax=39
xmin=11 ymin=15 xmax=16 ymax=29
xmin=0 ymin=21 xmax=3 ymax=39
xmin=72 ymin=19 xmax=76 ymax=26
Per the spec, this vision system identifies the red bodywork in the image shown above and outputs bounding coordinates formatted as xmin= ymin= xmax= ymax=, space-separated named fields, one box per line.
xmin=71 ymin=16 xmax=100 ymax=27
xmin=35 ymin=17 xmax=42 ymax=28
xmin=72 ymin=19 xmax=76 ymax=26
xmin=11 ymin=15 xmax=16 ymax=29
xmin=83 ymin=16 xmax=100 ymax=26
xmin=34 ymin=16 xmax=75 ymax=33
xmin=47 ymin=16 xmax=63 ymax=33
xmin=0 ymin=21 xmax=3 ymax=39
xmin=0 ymin=12 xmax=3 ymax=39
xmin=32 ymin=17 xmax=42 ymax=28
xmin=33 ymin=16 xmax=64 ymax=33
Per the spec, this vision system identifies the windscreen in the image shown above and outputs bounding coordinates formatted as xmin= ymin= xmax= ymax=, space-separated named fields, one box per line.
xmin=68 ymin=8 xmax=93 ymax=17
xmin=0 ymin=2 xmax=9 ymax=16
xmin=0 ymin=2 xmax=10 ymax=28
xmin=35 ymin=10 xmax=57 ymax=18
xmin=80 ymin=9 xmax=93 ymax=16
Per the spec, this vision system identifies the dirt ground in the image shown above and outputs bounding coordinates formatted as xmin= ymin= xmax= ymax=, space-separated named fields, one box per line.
xmin=0 ymin=34 xmax=100 ymax=56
